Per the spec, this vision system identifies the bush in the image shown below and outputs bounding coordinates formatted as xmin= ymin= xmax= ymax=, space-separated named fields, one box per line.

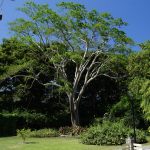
xmin=59 ymin=126 xmax=86 ymax=136
xmin=81 ymin=121 xmax=147 ymax=145
xmin=59 ymin=126 xmax=72 ymax=135
xmin=29 ymin=129 xmax=59 ymax=138
xmin=129 ymin=129 xmax=147 ymax=144
xmin=16 ymin=128 xmax=59 ymax=138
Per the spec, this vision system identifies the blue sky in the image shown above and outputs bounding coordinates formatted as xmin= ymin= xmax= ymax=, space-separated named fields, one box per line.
xmin=0 ymin=0 xmax=150 ymax=49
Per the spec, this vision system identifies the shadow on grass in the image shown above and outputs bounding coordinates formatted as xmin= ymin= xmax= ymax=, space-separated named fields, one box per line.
xmin=18 ymin=141 xmax=38 ymax=144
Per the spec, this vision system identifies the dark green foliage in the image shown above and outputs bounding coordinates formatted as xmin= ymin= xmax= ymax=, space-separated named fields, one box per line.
xmin=14 ymin=111 xmax=49 ymax=129
xmin=79 ymin=76 xmax=124 ymax=126
xmin=0 ymin=111 xmax=51 ymax=136
xmin=0 ymin=111 xmax=68 ymax=137
xmin=0 ymin=113 xmax=17 ymax=136
xmin=17 ymin=110 xmax=68 ymax=129
xmin=110 ymin=95 xmax=148 ymax=129
xmin=80 ymin=121 xmax=147 ymax=145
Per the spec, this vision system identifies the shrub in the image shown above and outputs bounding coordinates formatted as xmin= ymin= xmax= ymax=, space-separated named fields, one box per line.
xmin=59 ymin=126 xmax=72 ymax=135
xmin=129 ymin=129 xmax=147 ymax=143
xmin=72 ymin=126 xmax=86 ymax=136
xmin=29 ymin=129 xmax=59 ymax=138
xmin=81 ymin=121 xmax=147 ymax=145
xmin=17 ymin=128 xmax=31 ymax=143
xmin=59 ymin=126 xmax=86 ymax=136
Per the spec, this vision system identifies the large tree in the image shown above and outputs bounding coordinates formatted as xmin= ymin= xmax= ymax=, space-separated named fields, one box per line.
xmin=8 ymin=1 xmax=132 ymax=127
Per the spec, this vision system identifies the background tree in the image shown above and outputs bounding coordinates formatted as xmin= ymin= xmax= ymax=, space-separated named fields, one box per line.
xmin=0 ymin=37 xmax=71 ymax=129
xmin=8 ymin=1 xmax=133 ymax=127
xmin=128 ymin=41 xmax=150 ymax=120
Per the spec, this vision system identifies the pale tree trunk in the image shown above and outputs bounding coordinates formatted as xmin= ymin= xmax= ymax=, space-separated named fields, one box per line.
xmin=68 ymin=94 xmax=80 ymax=127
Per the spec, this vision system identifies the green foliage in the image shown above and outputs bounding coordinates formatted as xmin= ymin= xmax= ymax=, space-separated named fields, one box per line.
xmin=107 ymin=54 xmax=128 ymax=75
xmin=139 ymin=40 xmax=150 ymax=50
xmin=110 ymin=96 xmax=129 ymax=117
xmin=9 ymin=1 xmax=132 ymax=53
xmin=0 ymin=38 xmax=31 ymax=80
xmin=128 ymin=43 xmax=150 ymax=120
xmin=109 ymin=95 xmax=146 ymax=129
xmin=140 ymin=80 xmax=150 ymax=120
xmin=11 ymin=110 xmax=49 ymax=129
xmin=127 ymin=51 xmax=150 ymax=79
xmin=129 ymin=129 xmax=147 ymax=144
xmin=29 ymin=128 xmax=59 ymax=138
xmin=81 ymin=121 xmax=147 ymax=145
xmin=81 ymin=121 xmax=127 ymax=145
xmin=17 ymin=128 xmax=31 ymax=143
xmin=17 ymin=128 xmax=59 ymax=139
xmin=18 ymin=111 xmax=47 ymax=125
xmin=0 ymin=62 xmax=31 ymax=80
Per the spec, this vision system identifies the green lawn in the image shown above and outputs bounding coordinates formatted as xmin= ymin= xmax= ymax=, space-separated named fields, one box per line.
xmin=0 ymin=136 xmax=122 ymax=150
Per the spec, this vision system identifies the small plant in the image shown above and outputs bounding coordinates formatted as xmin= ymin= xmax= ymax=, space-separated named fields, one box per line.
xmin=17 ymin=128 xmax=31 ymax=143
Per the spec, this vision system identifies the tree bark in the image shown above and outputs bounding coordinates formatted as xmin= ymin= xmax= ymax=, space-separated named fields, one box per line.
xmin=69 ymin=95 xmax=80 ymax=127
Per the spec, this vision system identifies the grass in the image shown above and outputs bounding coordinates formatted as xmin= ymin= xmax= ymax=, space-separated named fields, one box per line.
xmin=1 ymin=136 xmax=150 ymax=150
xmin=0 ymin=136 xmax=122 ymax=150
